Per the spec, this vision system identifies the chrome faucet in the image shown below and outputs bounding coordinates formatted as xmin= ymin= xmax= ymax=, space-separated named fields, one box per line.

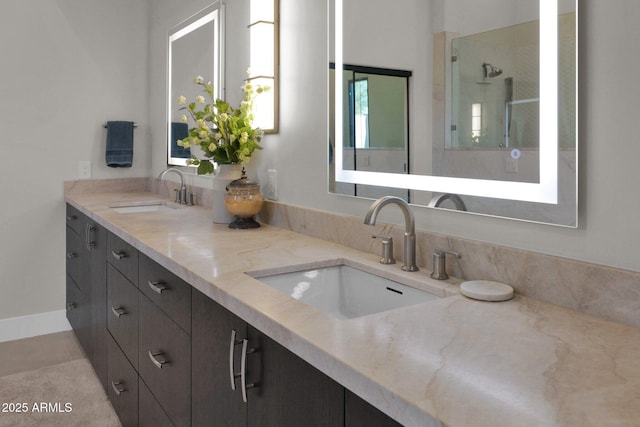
xmin=158 ymin=168 xmax=187 ymax=204
xmin=364 ymin=196 xmax=419 ymax=272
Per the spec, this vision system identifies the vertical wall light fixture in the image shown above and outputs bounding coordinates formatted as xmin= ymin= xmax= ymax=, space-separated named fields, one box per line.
xmin=249 ymin=0 xmax=279 ymax=133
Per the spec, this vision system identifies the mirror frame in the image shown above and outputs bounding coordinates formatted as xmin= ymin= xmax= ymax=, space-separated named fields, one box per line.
xmin=332 ymin=0 xmax=566 ymax=204
xmin=167 ymin=4 xmax=224 ymax=166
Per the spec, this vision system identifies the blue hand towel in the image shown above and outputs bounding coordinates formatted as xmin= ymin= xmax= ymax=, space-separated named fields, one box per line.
xmin=105 ymin=121 xmax=134 ymax=167
xmin=171 ymin=122 xmax=190 ymax=159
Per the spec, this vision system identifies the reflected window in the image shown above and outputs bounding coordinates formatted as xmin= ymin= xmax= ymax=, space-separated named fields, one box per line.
xmin=349 ymin=78 xmax=369 ymax=148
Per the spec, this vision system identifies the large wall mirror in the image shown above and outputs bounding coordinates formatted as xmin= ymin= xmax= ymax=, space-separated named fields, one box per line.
xmin=167 ymin=4 xmax=224 ymax=167
xmin=329 ymin=0 xmax=577 ymax=227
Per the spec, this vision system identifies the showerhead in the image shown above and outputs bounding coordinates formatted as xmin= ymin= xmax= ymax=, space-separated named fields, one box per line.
xmin=483 ymin=62 xmax=503 ymax=78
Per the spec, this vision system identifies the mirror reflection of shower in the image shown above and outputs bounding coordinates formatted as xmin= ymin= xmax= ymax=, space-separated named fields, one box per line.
xmin=482 ymin=62 xmax=503 ymax=79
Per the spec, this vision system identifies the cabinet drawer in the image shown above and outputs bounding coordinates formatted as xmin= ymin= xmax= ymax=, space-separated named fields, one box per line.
xmin=107 ymin=232 xmax=138 ymax=284
xmin=107 ymin=264 xmax=139 ymax=368
xmin=139 ymin=253 xmax=191 ymax=333
xmin=65 ymin=228 xmax=82 ymax=286
xmin=107 ymin=335 xmax=139 ymax=427
xmin=65 ymin=204 xmax=84 ymax=235
xmin=138 ymin=294 xmax=191 ymax=427
xmin=139 ymin=380 xmax=174 ymax=427
xmin=66 ymin=275 xmax=90 ymax=354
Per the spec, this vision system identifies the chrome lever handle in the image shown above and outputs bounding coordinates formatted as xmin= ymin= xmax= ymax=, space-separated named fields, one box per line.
xmin=148 ymin=350 xmax=168 ymax=369
xmin=229 ymin=330 xmax=242 ymax=391
xmin=240 ymin=339 xmax=257 ymax=403
xmin=66 ymin=252 xmax=78 ymax=259
xmin=111 ymin=381 xmax=126 ymax=396
xmin=67 ymin=302 xmax=76 ymax=310
xmin=111 ymin=306 xmax=126 ymax=318
xmin=111 ymin=250 xmax=127 ymax=260
xmin=148 ymin=280 xmax=168 ymax=295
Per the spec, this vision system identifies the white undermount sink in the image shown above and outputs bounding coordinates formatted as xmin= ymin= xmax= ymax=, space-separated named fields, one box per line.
xmin=108 ymin=200 xmax=177 ymax=214
xmin=250 ymin=262 xmax=439 ymax=320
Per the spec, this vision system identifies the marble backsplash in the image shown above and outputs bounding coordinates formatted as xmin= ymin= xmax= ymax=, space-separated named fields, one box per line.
xmin=64 ymin=178 xmax=640 ymax=329
xmin=260 ymin=201 xmax=640 ymax=329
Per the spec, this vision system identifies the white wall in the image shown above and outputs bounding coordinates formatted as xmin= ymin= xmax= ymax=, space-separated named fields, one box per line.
xmin=2 ymin=0 xmax=637 ymax=325
xmin=242 ymin=0 xmax=640 ymax=273
xmin=0 ymin=0 xmax=151 ymax=320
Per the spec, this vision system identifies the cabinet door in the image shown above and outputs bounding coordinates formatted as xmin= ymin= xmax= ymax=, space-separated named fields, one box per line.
xmin=345 ymin=390 xmax=403 ymax=427
xmin=192 ymin=288 xmax=248 ymax=427
xmin=246 ymin=326 xmax=345 ymax=427
xmin=139 ymin=253 xmax=191 ymax=334
xmin=138 ymin=293 xmax=191 ymax=427
xmin=65 ymin=227 xmax=82 ymax=289
xmin=107 ymin=232 xmax=138 ymax=284
xmin=107 ymin=264 xmax=139 ymax=368
xmin=107 ymin=334 xmax=139 ymax=427
xmin=139 ymin=380 xmax=174 ymax=427
xmin=88 ymin=221 xmax=108 ymax=391
xmin=65 ymin=275 xmax=90 ymax=353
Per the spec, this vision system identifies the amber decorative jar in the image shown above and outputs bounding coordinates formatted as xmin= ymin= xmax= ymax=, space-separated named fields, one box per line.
xmin=224 ymin=171 xmax=264 ymax=229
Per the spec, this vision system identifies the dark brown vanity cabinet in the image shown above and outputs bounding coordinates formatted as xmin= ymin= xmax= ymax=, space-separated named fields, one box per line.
xmin=65 ymin=204 xmax=107 ymax=391
xmin=192 ymin=287 xmax=345 ymax=427
xmin=345 ymin=391 xmax=403 ymax=427
xmin=105 ymin=239 xmax=192 ymax=427
xmin=66 ymin=203 xmax=405 ymax=426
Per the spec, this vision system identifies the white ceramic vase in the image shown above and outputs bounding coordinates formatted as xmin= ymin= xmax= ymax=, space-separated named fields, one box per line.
xmin=211 ymin=163 xmax=243 ymax=223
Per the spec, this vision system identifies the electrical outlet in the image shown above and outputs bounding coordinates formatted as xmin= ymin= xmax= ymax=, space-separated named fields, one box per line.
xmin=266 ymin=169 xmax=277 ymax=200
xmin=79 ymin=161 xmax=92 ymax=179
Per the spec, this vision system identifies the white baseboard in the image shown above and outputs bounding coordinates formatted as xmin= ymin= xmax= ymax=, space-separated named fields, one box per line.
xmin=0 ymin=310 xmax=72 ymax=343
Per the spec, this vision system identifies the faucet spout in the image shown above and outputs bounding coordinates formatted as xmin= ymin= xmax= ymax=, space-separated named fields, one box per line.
xmin=158 ymin=168 xmax=187 ymax=204
xmin=364 ymin=196 xmax=418 ymax=272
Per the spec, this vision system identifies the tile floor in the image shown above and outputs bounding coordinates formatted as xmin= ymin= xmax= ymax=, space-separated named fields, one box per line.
xmin=0 ymin=331 xmax=85 ymax=378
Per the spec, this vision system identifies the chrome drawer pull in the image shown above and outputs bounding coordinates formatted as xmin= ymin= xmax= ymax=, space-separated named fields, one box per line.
xmin=111 ymin=250 xmax=127 ymax=260
xmin=85 ymin=223 xmax=96 ymax=251
xmin=67 ymin=214 xmax=77 ymax=221
xmin=240 ymin=339 xmax=257 ymax=403
xmin=149 ymin=350 xmax=168 ymax=369
xmin=66 ymin=302 xmax=76 ymax=310
xmin=148 ymin=280 xmax=168 ymax=295
xmin=66 ymin=252 xmax=77 ymax=259
xmin=111 ymin=381 xmax=126 ymax=396
xmin=229 ymin=330 xmax=242 ymax=391
xmin=111 ymin=306 xmax=127 ymax=318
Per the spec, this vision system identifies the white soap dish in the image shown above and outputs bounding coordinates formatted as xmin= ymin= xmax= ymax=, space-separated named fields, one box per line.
xmin=460 ymin=280 xmax=514 ymax=302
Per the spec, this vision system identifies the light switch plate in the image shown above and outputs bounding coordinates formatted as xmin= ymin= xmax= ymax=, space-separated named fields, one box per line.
xmin=266 ymin=169 xmax=277 ymax=200
xmin=79 ymin=161 xmax=91 ymax=179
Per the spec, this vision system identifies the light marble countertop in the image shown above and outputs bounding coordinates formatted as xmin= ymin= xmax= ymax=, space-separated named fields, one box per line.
xmin=65 ymin=190 xmax=640 ymax=427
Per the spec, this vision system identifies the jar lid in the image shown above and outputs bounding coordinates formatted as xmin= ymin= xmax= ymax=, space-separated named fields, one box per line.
xmin=228 ymin=168 xmax=260 ymax=189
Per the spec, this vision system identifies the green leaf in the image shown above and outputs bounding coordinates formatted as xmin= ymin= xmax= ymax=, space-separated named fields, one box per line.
xmin=197 ymin=160 xmax=214 ymax=175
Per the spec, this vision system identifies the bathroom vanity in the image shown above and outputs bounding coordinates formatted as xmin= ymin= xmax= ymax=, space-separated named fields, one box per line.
xmin=65 ymin=182 xmax=640 ymax=427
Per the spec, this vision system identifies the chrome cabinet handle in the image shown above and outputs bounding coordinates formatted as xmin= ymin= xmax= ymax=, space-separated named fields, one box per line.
xmin=229 ymin=330 xmax=242 ymax=390
xmin=85 ymin=223 xmax=96 ymax=251
xmin=66 ymin=302 xmax=76 ymax=310
xmin=67 ymin=214 xmax=77 ymax=222
xmin=111 ymin=250 xmax=127 ymax=260
xmin=148 ymin=350 xmax=168 ymax=369
xmin=148 ymin=280 xmax=168 ymax=295
xmin=111 ymin=306 xmax=127 ymax=318
xmin=111 ymin=381 xmax=126 ymax=396
xmin=66 ymin=252 xmax=78 ymax=259
xmin=240 ymin=339 xmax=257 ymax=403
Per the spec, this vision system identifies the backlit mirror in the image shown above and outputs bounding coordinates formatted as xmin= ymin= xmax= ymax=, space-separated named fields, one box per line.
xmin=167 ymin=4 xmax=223 ymax=166
xmin=329 ymin=0 xmax=577 ymax=226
